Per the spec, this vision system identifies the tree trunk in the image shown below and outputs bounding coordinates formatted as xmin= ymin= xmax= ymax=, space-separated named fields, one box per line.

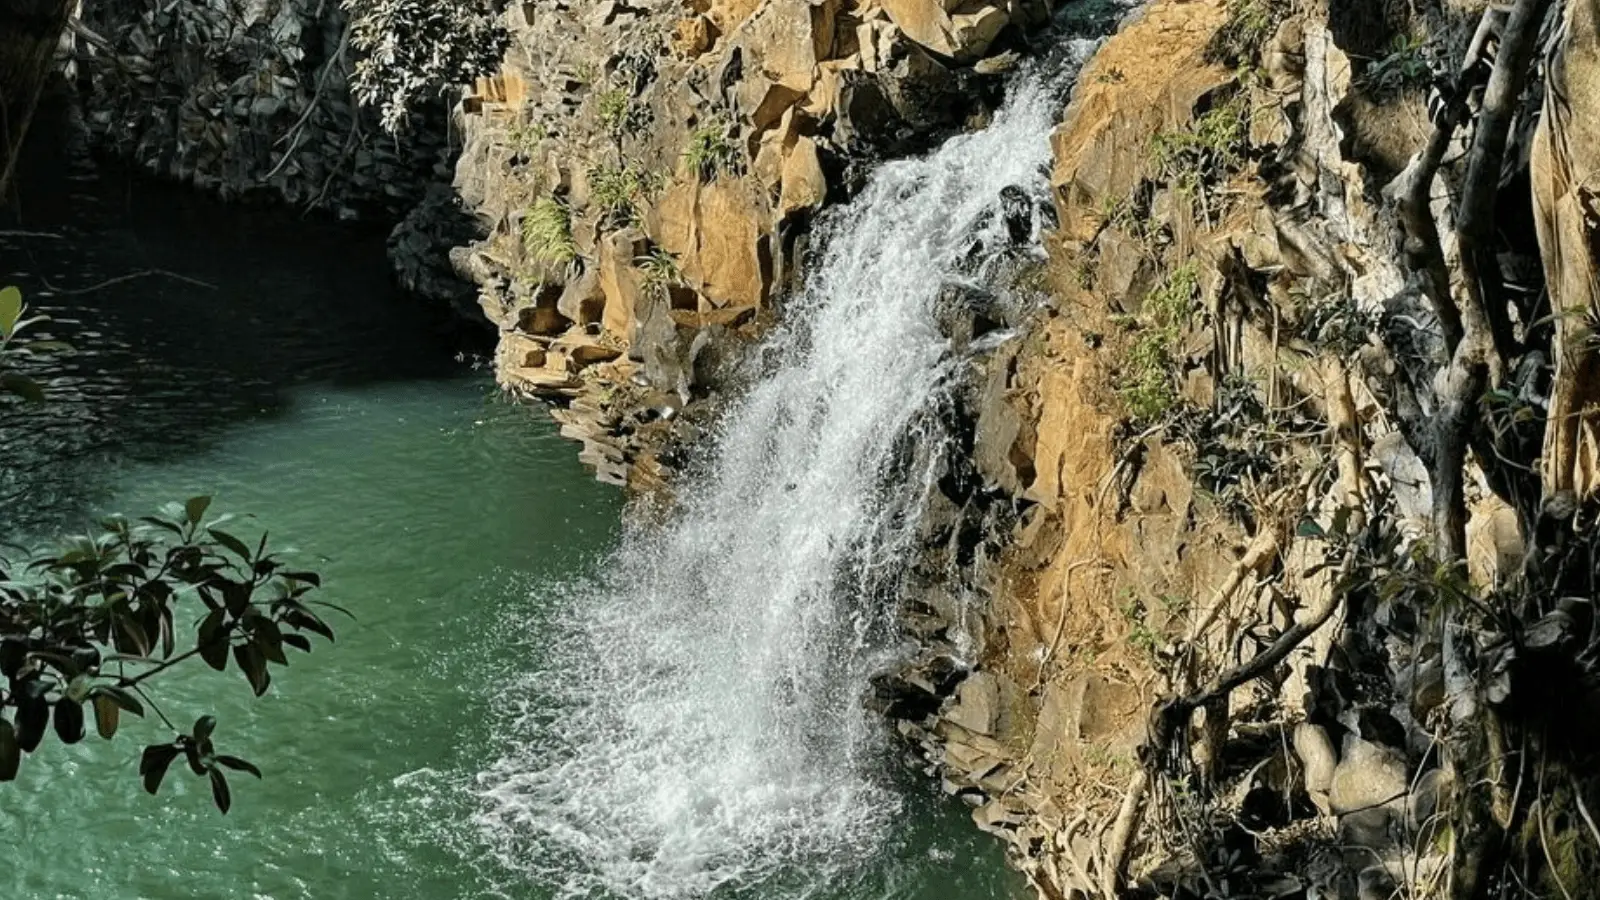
xmin=0 ymin=0 xmax=75 ymax=196
xmin=1533 ymin=0 xmax=1600 ymax=506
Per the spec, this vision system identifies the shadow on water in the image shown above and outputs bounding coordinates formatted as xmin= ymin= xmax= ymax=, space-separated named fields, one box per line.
xmin=0 ymin=89 xmax=471 ymax=533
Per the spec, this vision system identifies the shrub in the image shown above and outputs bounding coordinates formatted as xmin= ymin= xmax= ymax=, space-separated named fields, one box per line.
xmin=682 ymin=124 xmax=735 ymax=181
xmin=596 ymin=88 xmax=632 ymax=138
xmin=1363 ymin=35 xmax=1431 ymax=97
xmin=587 ymin=163 xmax=660 ymax=227
xmin=1119 ymin=264 xmax=1199 ymax=422
xmin=1149 ymin=95 xmax=1249 ymax=186
xmin=637 ymin=248 xmax=681 ymax=300
xmin=346 ymin=0 xmax=509 ymax=132
xmin=522 ymin=197 xmax=576 ymax=267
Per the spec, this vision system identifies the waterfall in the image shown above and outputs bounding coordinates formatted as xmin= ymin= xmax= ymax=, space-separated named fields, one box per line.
xmin=476 ymin=51 xmax=1095 ymax=900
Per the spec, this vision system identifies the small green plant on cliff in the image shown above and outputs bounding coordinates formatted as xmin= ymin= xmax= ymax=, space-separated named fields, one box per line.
xmin=1118 ymin=597 xmax=1162 ymax=659
xmin=1119 ymin=263 xmax=1199 ymax=422
xmin=637 ymin=248 xmax=682 ymax=300
xmin=588 ymin=162 xmax=661 ymax=227
xmin=1207 ymin=0 xmax=1289 ymax=67
xmin=1362 ymin=34 xmax=1431 ymax=98
xmin=522 ymin=197 xmax=577 ymax=268
xmin=1149 ymin=94 xmax=1249 ymax=188
xmin=507 ymin=118 xmax=547 ymax=162
xmin=596 ymin=88 xmax=633 ymax=139
xmin=683 ymin=124 xmax=736 ymax=182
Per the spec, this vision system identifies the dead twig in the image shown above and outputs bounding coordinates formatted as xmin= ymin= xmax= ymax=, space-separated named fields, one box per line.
xmin=41 ymin=269 xmax=218 ymax=295
xmin=265 ymin=22 xmax=352 ymax=182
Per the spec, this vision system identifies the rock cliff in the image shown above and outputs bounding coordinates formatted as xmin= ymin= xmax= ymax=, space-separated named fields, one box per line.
xmin=446 ymin=0 xmax=1057 ymax=485
xmin=877 ymin=0 xmax=1600 ymax=897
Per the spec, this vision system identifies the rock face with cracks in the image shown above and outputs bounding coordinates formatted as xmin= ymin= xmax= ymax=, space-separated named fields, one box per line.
xmin=449 ymin=0 xmax=1055 ymax=486
xmin=870 ymin=0 xmax=1600 ymax=897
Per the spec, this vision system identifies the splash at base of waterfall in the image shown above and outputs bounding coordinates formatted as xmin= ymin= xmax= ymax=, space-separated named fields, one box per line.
xmin=474 ymin=42 xmax=1101 ymax=900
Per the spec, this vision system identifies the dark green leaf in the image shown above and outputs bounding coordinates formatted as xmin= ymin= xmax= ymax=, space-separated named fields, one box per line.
xmin=16 ymin=697 xmax=47 ymax=753
xmin=209 ymin=768 xmax=232 ymax=813
xmin=282 ymin=571 xmax=322 ymax=588
xmin=234 ymin=644 xmax=270 ymax=696
xmin=184 ymin=496 xmax=212 ymax=526
xmin=281 ymin=633 xmax=312 ymax=653
xmin=193 ymin=715 xmax=216 ymax=744
xmin=90 ymin=685 xmax=146 ymax=717
xmin=1296 ymin=518 xmax=1326 ymax=539
xmin=287 ymin=609 xmax=335 ymax=643
xmin=184 ymin=739 xmax=205 ymax=776
xmin=207 ymin=528 xmax=253 ymax=562
xmin=199 ymin=634 xmax=230 ymax=672
xmin=215 ymin=755 xmax=262 ymax=778
xmin=114 ymin=615 xmax=152 ymax=657
xmin=53 ymin=699 xmax=85 ymax=745
xmin=0 ymin=285 xmax=21 ymax=337
xmin=93 ymin=695 xmax=120 ymax=739
xmin=137 ymin=516 xmax=185 ymax=536
xmin=140 ymin=744 xmax=179 ymax=794
xmin=1 ymin=373 xmax=44 ymax=403
xmin=0 ymin=719 xmax=19 ymax=781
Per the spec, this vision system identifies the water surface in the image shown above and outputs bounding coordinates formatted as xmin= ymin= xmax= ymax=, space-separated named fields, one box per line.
xmin=0 ymin=112 xmax=1020 ymax=900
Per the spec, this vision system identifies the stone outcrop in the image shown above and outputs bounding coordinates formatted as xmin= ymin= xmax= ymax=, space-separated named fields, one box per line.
xmin=877 ymin=0 xmax=1600 ymax=897
xmin=449 ymin=0 xmax=1053 ymax=485
xmin=74 ymin=0 xmax=449 ymax=220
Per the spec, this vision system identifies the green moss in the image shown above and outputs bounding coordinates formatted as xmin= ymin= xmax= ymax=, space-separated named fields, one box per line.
xmin=506 ymin=118 xmax=546 ymax=161
xmin=521 ymin=197 xmax=576 ymax=267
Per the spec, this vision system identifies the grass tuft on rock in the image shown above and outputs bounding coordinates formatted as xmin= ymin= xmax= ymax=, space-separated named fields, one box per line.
xmin=682 ymin=124 xmax=735 ymax=181
xmin=522 ymin=197 xmax=576 ymax=267
xmin=587 ymin=163 xmax=660 ymax=227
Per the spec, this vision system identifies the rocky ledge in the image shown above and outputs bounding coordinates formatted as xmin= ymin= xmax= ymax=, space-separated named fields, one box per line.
xmin=447 ymin=0 xmax=1062 ymax=486
xmin=878 ymin=0 xmax=1600 ymax=897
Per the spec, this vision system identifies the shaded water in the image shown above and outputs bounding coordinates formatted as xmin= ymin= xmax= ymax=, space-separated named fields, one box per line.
xmin=0 ymin=101 xmax=1021 ymax=899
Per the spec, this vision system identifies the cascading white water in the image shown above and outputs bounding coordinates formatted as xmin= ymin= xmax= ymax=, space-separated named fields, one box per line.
xmin=476 ymin=52 xmax=1096 ymax=900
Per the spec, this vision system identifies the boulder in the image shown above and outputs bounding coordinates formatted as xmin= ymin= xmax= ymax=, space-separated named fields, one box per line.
xmin=778 ymin=136 xmax=827 ymax=219
xmin=945 ymin=671 xmax=1002 ymax=735
xmin=598 ymin=229 xmax=648 ymax=342
xmin=1328 ymin=736 xmax=1408 ymax=815
xmin=881 ymin=0 xmax=1009 ymax=61
xmin=514 ymin=282 xmax=571 ymax=336
xmin=654 ymin=176 xmax=771 ymax=310
xmin=1049 ymin=0 xmax=1232 ymax=242
xmin=1293 ymin=722 xmax=1338 ymax=795
xmin=557 ymin=264 xmax=608 ymax=325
